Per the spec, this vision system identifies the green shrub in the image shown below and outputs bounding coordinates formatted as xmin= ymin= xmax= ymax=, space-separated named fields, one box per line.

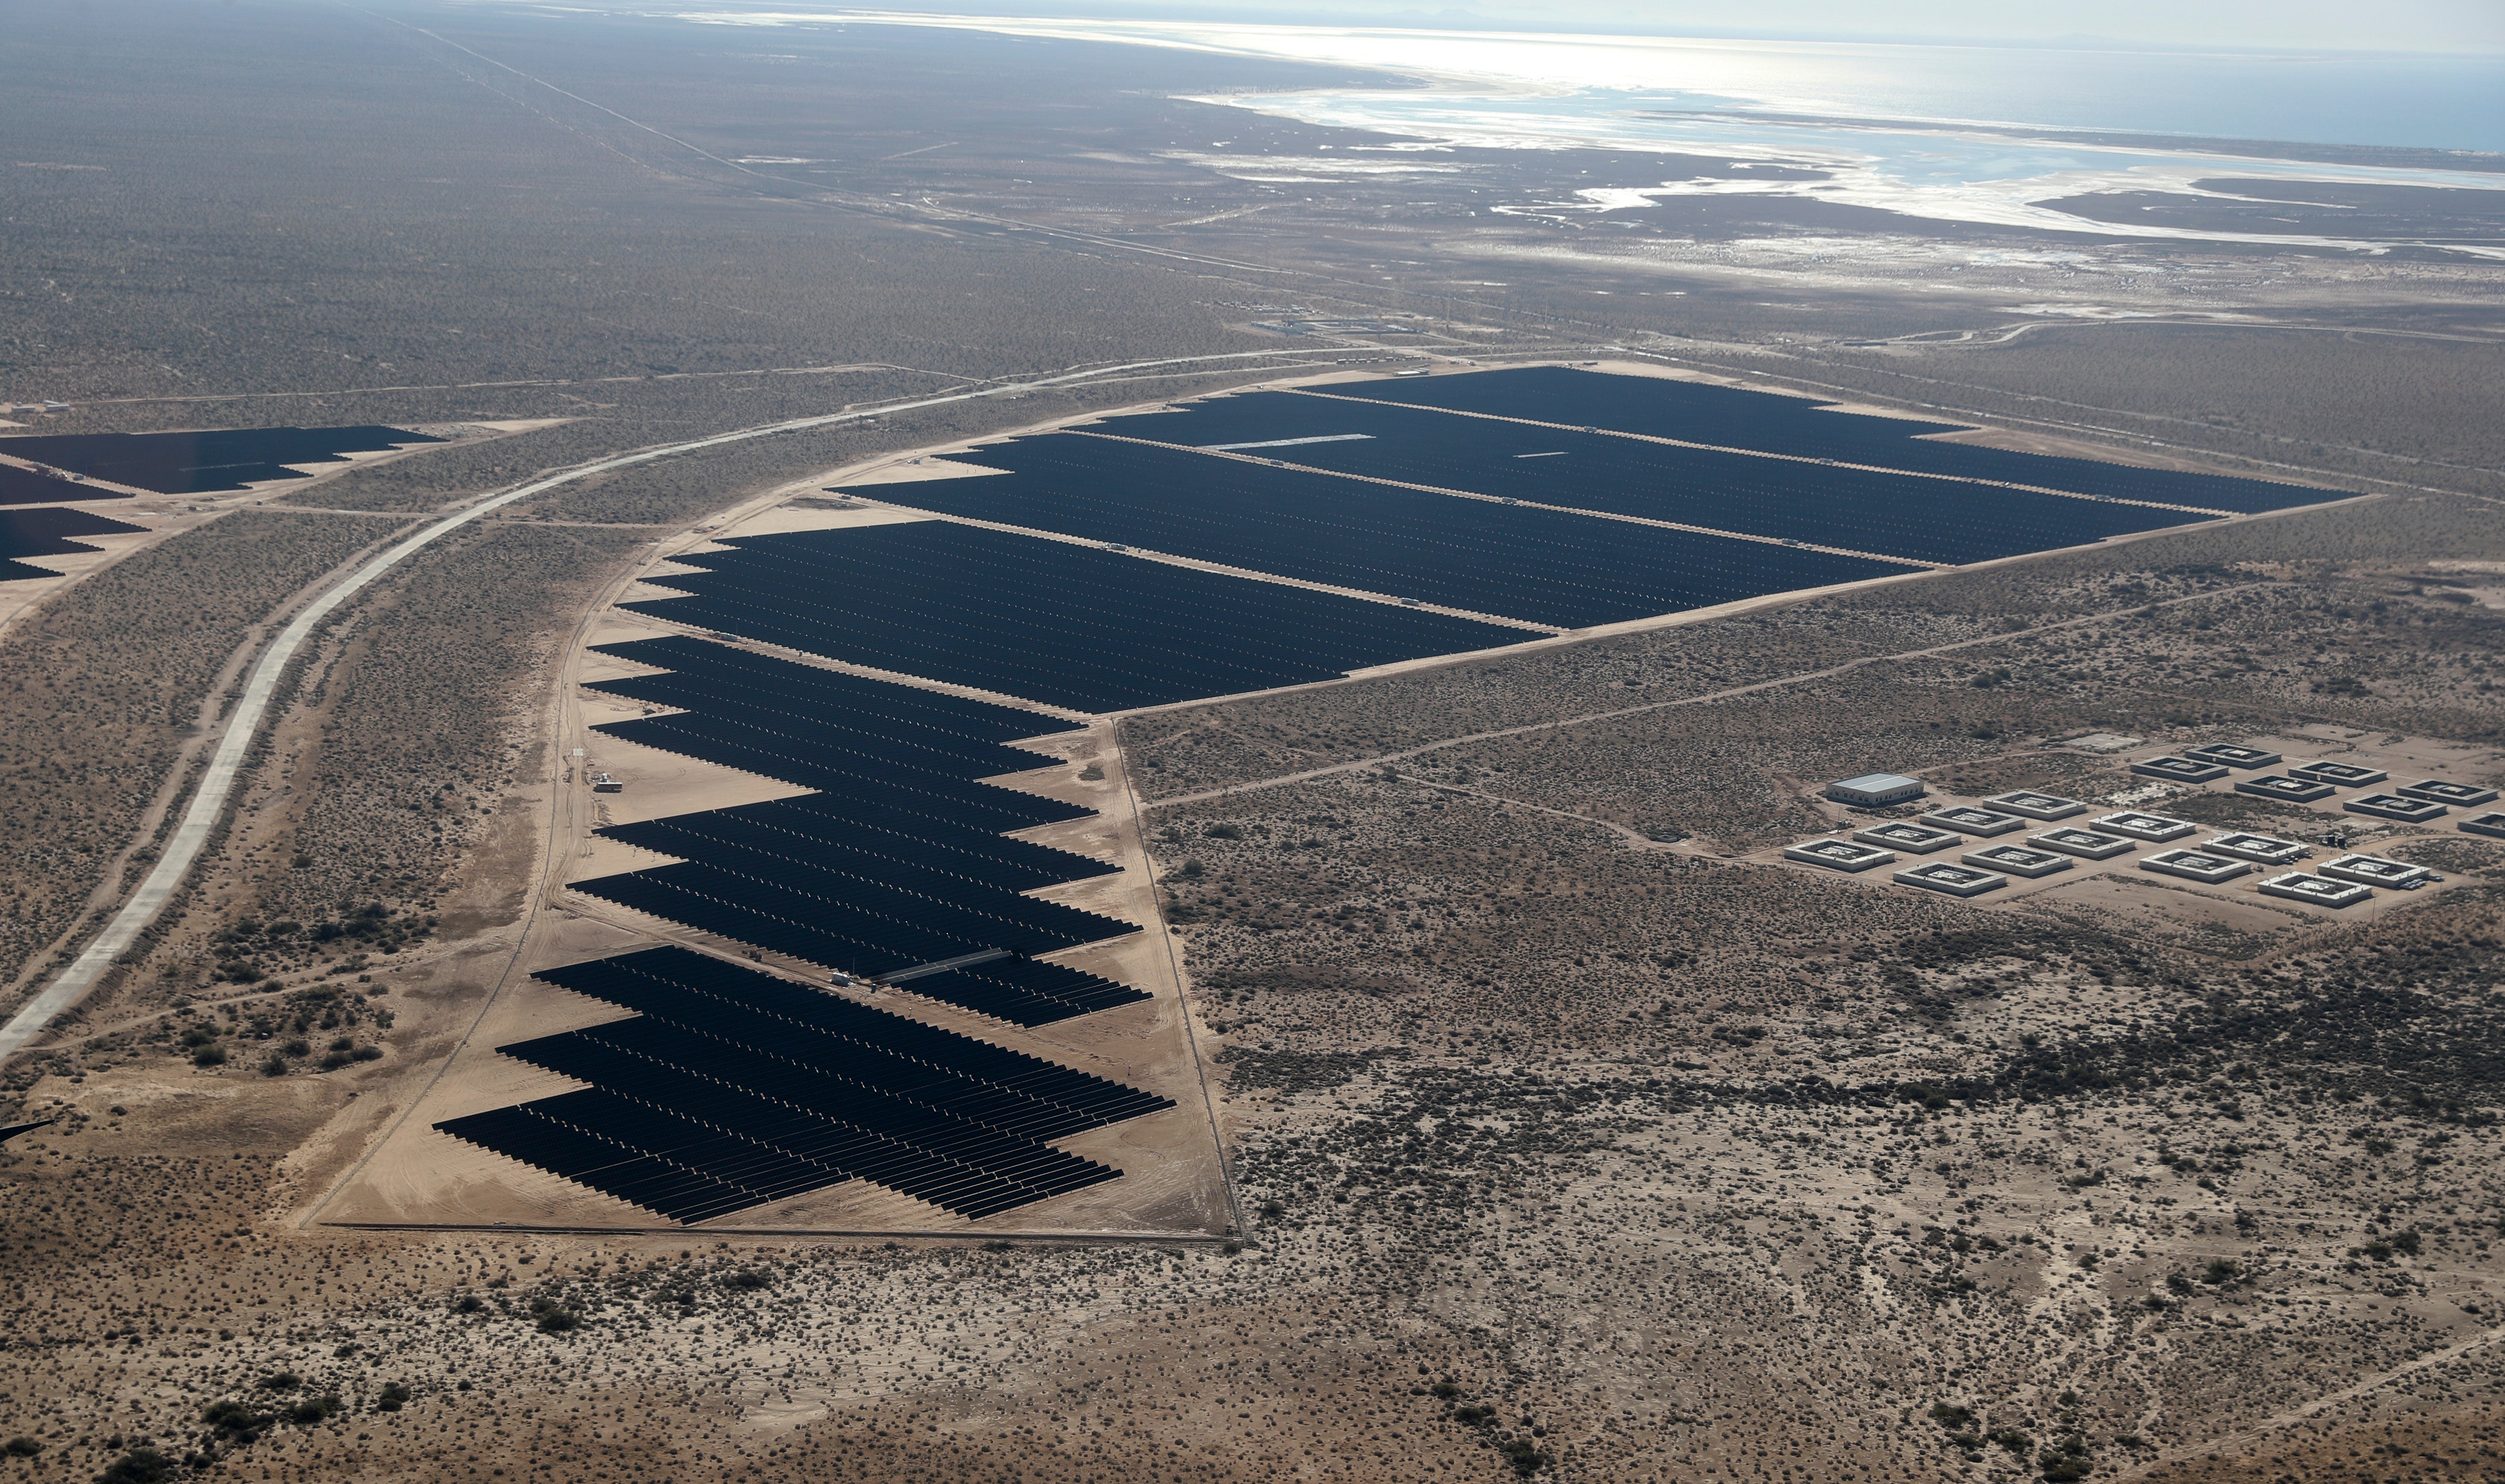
xmin=97 ymin=1448 xmax=173 ymax=1484
xmin=191 ymin=1044 xmax=227 ymax=1067
xmin=202 ymin=1398 xmax=270 ymax=1443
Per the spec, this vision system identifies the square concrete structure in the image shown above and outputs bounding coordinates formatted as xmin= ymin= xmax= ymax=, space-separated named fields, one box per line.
xmin=2346 ymin=793 xmax=2448 ymax=824
xmin=2260 ymin=872 xmax=2373 ymax=908
xmin=1827 ymin=773 xmax=1926 ymax=807
xmin=2142 ymin=849 xmax=2253 ymax=884
xmin=2204 ymin=831 xmax=2309 ymax=866
xmin=1854 ymin=821 xmax=1964 ymax=854
xmin=1784 ymin=839 xmax=1896 ymax=872
xmin=2095 ymin=811 xmax=2197 ymax=842
xmin=1963 ymin=844 xmax=2072 ymax=879
xmin=2398 ymin=779 xmax=2499 ymax=807
xmin=2133 ymin=755 xmax=2229 ymax=783
xmin=2291 ymin=760 xmax=2386 ymax=787
xmin=1923 ymin=806 xmax=2026 ymax=837
xmin=2318 ymin=854 xmax=2433 ymax=889
xmin=1896 ymin=862 xmax=2007 ymax=897
xmin=2460 ymin=811 xmax=2505 ymax=841
xmin=2031 ymin=828 xmax=2135 ymax=860
xmin=2235 ymin=774 xmax=2336 ymax=803
xmin=1986 ymin=790 xmax=2087 ymax=821
xmin=2185 ymin=743 xmax=2283 ymax=769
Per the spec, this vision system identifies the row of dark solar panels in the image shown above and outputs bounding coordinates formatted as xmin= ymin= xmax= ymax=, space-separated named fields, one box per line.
xmin=434 ymin=948 xmax=1173 ymax=1223
xmin=875 ymin=415 xmax=2243 ymax=592
xmin=0 ymin=461 xmax=112 ymax=509
xmin=0 ymin=425 xmax=442 ymax=498
xmin=577 ymin=637 xmax=1149 ymax=1024
xmin=1314 ymin=367 xmax=2345 ymax=515
xmin=624 ymin=520 xmax=1531 ymax=713
xmin=0 ymin=506 xmax=146 ymax=582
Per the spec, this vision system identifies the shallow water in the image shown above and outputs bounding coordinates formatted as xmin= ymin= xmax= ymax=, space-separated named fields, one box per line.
xmin=686 ymin=11 xmax=2505 ymax=253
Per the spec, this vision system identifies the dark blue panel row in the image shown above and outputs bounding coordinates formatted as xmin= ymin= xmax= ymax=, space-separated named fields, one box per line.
xmin=1325 ymin=367 xmax=2348 ymax=514
xmin=0 ymin=462 xmax=123 ymax=508
xmin=590 ymin=687 xmax=1059 ymax=785
xmin=852 ymin=435 xmax=1919 ymax=625
xmin=574 ymin=861 xmax=1089 ymax=975
xmin=0 ymin=505 xmax=146 ymax=551
xmin=538 ymin=948 xmax=1161 ymax=1122
xmin=0 ymin=425 xmax=445 ymax=495
xmin=592 ymin=635 xmax=1083 ymax=745
xmin=897 ymin=955 xmax=1151 ymax=1028
xmin=592 ymin=713 xmax=1087 ymax=832
xmin=1077 ymin=395 xmax=2216 ymax=564
xmin=438 ymin=1093 xmax=797 ymax=1223
xmin=697 ymin=794 xmax=1120 ymax=895
xmin=622 ymin=520 xmax=1540 ymax=713
xmin=430 ymin=947 xmax=1167 ymax=1222
xmin=596 ymin=816 xmax=1136 ymax=952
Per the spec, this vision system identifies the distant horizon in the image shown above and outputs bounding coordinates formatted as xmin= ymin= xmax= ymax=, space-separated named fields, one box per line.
xmin=672 ymin=7 xmax=2505 ymax=157
xmin=647 ymin=0 xmax=2505 ymax=57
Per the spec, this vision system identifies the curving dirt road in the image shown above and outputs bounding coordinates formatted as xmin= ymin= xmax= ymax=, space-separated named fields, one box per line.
xmin=0 ymin=347 xmax=1370 ymax=1062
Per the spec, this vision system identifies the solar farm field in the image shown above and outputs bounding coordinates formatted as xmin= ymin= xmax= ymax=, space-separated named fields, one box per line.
xmin=0 ymin=424 xmax=444 ymax=495
xmin=845 ymin=434 xmax=1921 ymax=624
xmin=0 ymin=461 xmax=121 ymax=508
xmin=900 ymin=412 xmax=2205 ymax=571
xmin=436 ymin=947 xmax=1172 ymax=1224
xmin=1325 ymin=366 xmax=2349 ymax=515
xmin=0 ymin=506 xmax=147 ymax=581
xmin=576 ymin=637 xmax=1143 ymax=982
xmin=622 ymin=521 xmax=1532 ymax=713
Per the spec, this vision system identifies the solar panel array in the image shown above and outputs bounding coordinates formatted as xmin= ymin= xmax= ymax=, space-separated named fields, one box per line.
xmin=575 ymin=637 xmax=1143 ymax=990
xmin=0 ymin=461 xmax=122 ymax=508
xmin=0 ymin=424 xmax=444 ymax=495
xmin=621 ymin=521 xmax=1531 ymax=712
xmin=1085 ymin=394 xmax=2222 ymax=564
xmin=435 ymin=947 xmax=1171 ymax=1223
xmin=842 ymin=434 xmax=1920 ymax=626
xmin=1325 ymin=366 xmax=2349 ymax=515
xmin=0 ymin=507 xmax=148 ymax=582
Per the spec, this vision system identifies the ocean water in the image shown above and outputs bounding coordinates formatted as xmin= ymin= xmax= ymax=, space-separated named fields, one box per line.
xmin=684 ymin=11 xmax=2505 ymax=253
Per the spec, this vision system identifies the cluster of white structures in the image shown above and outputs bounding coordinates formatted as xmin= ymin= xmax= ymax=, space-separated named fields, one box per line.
xmin=1792 ymin=746 xmax=2502 ymax=908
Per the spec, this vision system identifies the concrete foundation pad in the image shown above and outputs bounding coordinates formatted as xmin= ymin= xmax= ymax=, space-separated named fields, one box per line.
xmin=2094 ymin=811 xmax=2197 ymax=842
xmin=2235 ymin=775 xmax=2335 ymax=804
xmin=2031 ymin=828 xmax=2135 ymax=860
xmin=2318 ymin=854 xmax=2433 ymax=889
xmin=2346 ymin=793 xmax=2449 ymax=824
xmin=2142 ymin=849 xmax=2253 ymax=884
xmin=1784 ymin=839 xmax=1896 ymax=872
xmin=1962 ymin=844 xmax=2072 ymax=879
xmin=1896 ymin=862 xmax=2007 ymax=897
xmin=1854 ymin=821 xmax=1964 ymax=854
xmin=2185 ymin=743 xmax=2282 ymax=769
xmin=2203 ymin=831 xmax=2310 ymax=866
xmin=2260 ymin=872 xmax=2373 ymax=908
xmin=1923 ymin=806 xmax=2026 ymax=837
xmin=2132 ymin=756 xmax=2229 ymax=783
xmin=1986 ymin=790 xmax=2087 ymax=820
xmin=2399 ymin=779 xmax=2498 ymax=807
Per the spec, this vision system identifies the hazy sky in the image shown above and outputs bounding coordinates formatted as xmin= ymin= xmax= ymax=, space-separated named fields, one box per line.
xmin=834 ymin=0 xmax=2505 ymax=54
